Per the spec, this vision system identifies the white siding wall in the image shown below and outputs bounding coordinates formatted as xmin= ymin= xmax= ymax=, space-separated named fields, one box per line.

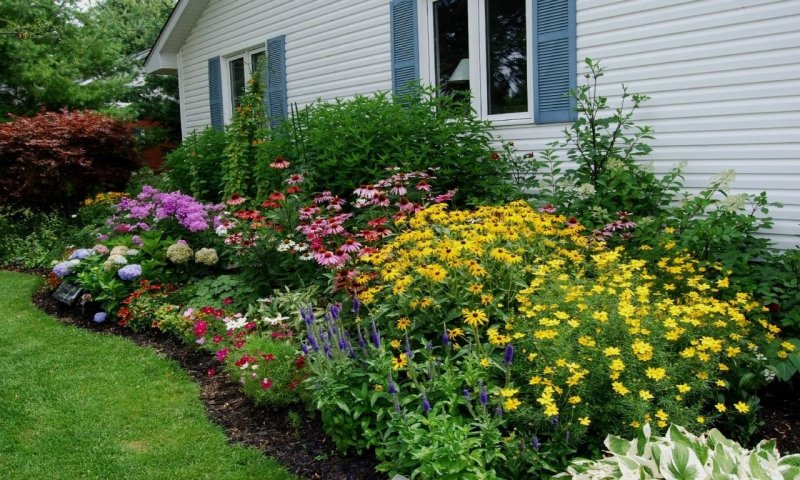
xmin=179 ymin=0 xmax=800 ymax=248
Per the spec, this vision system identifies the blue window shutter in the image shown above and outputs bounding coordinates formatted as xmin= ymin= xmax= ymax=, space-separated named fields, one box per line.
xmin=266 ymin=35 xmax=288 ymax=129
xmin=390 ymin=0 xmax=419 ymax=96
xmin=533 ymin=0 xmax=576 ymax=124
xmin=208 ymin=56 xmax=224 ymax=129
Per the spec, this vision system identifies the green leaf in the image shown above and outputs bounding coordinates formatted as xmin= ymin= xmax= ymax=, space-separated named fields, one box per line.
xmin=773 ymin=360 xmax=797 ymax=382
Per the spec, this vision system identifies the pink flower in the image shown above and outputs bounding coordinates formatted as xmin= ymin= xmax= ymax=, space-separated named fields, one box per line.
xmin=216 ymin=348 xmax=230 ymax=362
xmin=433 ymin=189 xmax=457 ymax=203
xmin=415 ymin=180 xmax=431 ymax=192
xmin=339 ymin=238 xmax=362 ymax=253
xmin=212 ymin=334 xmax=223 ymax=344
xmin=354 ymin=184 xmax=379 ymax=199
xmin=286 ymin=186 xmax=302 ymax=194
xmin=396 ymin=197 xmax=418 ymax=213
xmin=194 ymin=320 xmax=208 ymax=337
xmin=207 ymin=367 xmax=216 ymax=377
xmin=390 ymin=182 xmax=407 ymax=196
xmin=371 ymin=193 xmax=390 ymax=207
xmin=261 ymin=378 xmax=273 ymax=390
xmin=286 ymin=174 xmax=304 ymax=185
xmin=539 ymin=204 xmax=557 ymax=213
xmin=314 ymin=249 xmax=348 ymax=268
xmin=314 ymin=191 xmax=334 ymax=204
xmin=227 ymin=194 xmax=246 ymax=206
xmin=223 ymin=297 xmax=234 ymax=305
xmin=299 ymin=206 xmax=320 ymax=219
xmin=270 ymin=157 xmax=291 ymax=169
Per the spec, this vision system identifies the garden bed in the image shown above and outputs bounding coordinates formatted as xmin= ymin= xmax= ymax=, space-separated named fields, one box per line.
xmin=33 ymin=286 xmax=381 ymax=480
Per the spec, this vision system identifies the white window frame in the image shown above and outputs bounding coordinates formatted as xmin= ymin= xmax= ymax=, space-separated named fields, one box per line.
xmin=222 ymin=46 xmax=266 ymax=122
xmin=419 ymin=0 xmax=533 ymax=124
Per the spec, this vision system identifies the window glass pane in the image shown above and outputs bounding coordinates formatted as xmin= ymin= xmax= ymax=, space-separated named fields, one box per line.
xmin=486 ymin=0 xmax=527 ymax=114
xmin=251 ymin=51 xmax=266 ymax=75
xmin=433 ymin=0 xmax=470 ymax=98
xmin=230 ymin=57 xmax=246 ymax=108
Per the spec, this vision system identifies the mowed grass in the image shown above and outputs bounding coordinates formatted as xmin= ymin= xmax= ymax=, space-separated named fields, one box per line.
xmin=0 ymin=271 xmax=295 ymax=480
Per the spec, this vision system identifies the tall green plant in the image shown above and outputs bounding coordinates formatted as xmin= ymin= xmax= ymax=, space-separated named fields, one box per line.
xmin=163 ymin=128 xmax=227 ymax=202
xmin=222 ymin=74 xmax=269 ymax=199
xmin=259 ymin=86 xmax=514 ymax=205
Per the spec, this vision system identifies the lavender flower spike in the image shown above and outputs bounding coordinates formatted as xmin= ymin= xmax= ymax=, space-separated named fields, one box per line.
xmin=442 ymin=325 xmax=449 ymax=346
xmin=479 ymin=383 xmax=489 ymax=406
xmin=504 ymin=344 xmax=514 ymax=365
xmin=422 ymin=394 xmax=431 ymax=414
xmin=370 ymin=319 xmax=381 ymax=349
xmin=531 ymin=436 xmax=541 ymax=451
xmin=463 ymin=388 xmax=471 ymax=402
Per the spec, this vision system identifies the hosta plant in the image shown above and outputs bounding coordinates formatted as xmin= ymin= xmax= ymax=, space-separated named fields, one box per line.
xmin=557 ymin=423 xmax=800 ymax=480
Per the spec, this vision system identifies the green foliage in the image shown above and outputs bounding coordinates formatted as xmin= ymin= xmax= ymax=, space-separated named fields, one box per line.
xmin=0 ymin=207 xmax=92 ymax=268
xmin=557 ymin=423 xmax=800 ymax=480
xmin=184 ymin=274 xmax=259 ymax=311
xmin=223 ymin=336 xmax=309 ymax=407
xmin=533 ymin=59 xmax=682 ymax=228
xmin=222 ymin=74 xmax=269 ymax=199
xmin=262 ymin=86 xmax=513 ymax=204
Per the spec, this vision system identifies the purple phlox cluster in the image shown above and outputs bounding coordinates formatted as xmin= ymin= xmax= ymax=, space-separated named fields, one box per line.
xmin=131 ymin=235 xmax=143 ymax=246
xmin=53 ymin=259 xmax=80 ymax=277
xmin=114 ymin=186 xmax=223 ymax=233
xmin=117 ymin=264 xmax=143 ymax=281
xmin=93 ymin=312 xmax=107 ymax=323
xmin=69 ymin=249 xmax=94 ymax=260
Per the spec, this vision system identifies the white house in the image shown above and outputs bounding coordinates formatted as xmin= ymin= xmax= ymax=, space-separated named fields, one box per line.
xmin=145 ymin=0 xmax=800 ymax=248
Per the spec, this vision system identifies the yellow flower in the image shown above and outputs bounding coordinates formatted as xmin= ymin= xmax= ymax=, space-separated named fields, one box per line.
xmin=374 ymin=384 xmax=384 ymax=392
xmin=544 ymin=403 xmax=559 ymax=417
xmin=639 ymin=390 xmax=654 ymax=401
xmin=448 ymin=327 xmax=465 ymax=338
xmin=696 ymin=416 xmax=705 ymax=424
xmin=655 ymin=409 xmax=669 ymax=421
xmin=390 ymin=339 xmax=401 ymax=349
xmin=480 ymin=357 xmax=491 ymax=368
xmin=462 ymin=309 xmax=489 ymax=328
xmin=579 ymin=416 xmax=591 ymax=426
xmin=778 ymin=351 xmax=789 ymax=359
xmin=645 ymin=367 xmax=667 ymax=381
xmin=715 ymin=403 xmax=727 ymax=413
xmin=715 ymin=379 xmax=727 ymax=388
xmin=612 ymin=382 xmax=630 ymax=396
xmin=391 ymin=353 xmax=408 ymax=370
xmin=781 ymin=341 xmax=796 ymax=352
xmin=603 ymin=347 xmax=621 ymax=357
xmin=734 ymin=401 xmax=750 ymax=414
xmin=503 ymin=398 xmax=521 ymax=411
xmin=632 ymin=340 xmax=654 ymax=361
xmin=676 ymin=384 xmax=691 ymax=394
xmin=568 ymin=396 xmax=582 ymax=405
xmin=499 ymin=388 xmax=519 ymax=398
xmin=396 ymin=317 xmax=411 ymax=331
xmin=467 ymin=283 xmax=483 ymax=294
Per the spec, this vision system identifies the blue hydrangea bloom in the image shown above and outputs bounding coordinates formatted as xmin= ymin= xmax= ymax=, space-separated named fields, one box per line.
xmin=53 ymin=259 xmax=80 ymax=277
xmin=117 ymin=264 xmax=143 ymax=281
xmin=69 ymin=249 xmax=94 ymax=260
xmin=93 ymin=312 xmax=107 ymax=323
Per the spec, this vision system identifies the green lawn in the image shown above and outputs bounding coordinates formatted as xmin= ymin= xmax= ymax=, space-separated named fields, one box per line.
xmin=0 ymin=271 xmax=295 ymax=480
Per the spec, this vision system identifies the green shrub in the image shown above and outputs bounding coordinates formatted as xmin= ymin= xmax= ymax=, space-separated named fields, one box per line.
xmin=260 ymin=86 xmax=514 ymax=205
xmin=163 ymin=128 xmax=227 ymax=202
xmin=0 ymin=207 xmax=92 ymax=268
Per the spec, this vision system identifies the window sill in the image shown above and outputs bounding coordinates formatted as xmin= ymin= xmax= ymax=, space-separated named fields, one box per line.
xmin=485 ymin=116 xmax=534 ymax=127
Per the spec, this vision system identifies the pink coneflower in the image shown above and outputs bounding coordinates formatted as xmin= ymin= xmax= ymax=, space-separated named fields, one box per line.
xmin=367 ymin=217 xmax=388 ymax=227
xmin=286 ymin=174 xmax=304 ymax=185
xmin=360 ymin=229 xmax=382 ymax=242
xmin=269 ymin=191 xmax=285 ymax=202
xmin=390 ymin=182 xmax=407 ymax=196
xmin=261 ymin=200 xmax=280 ymax=209
xmin=270 ymin=157 xmax=291 ymax=169
xmin=299 ymin=205 xmax=320 ymax=219
xmin=397 ymin=197 xmax=417 ymax=213
xmin=286 ymin=186 xmax=302 ymax=194
xmin=227 ymin=193 xmax=247 ymax=206
xmin=433 ymin=189 xmax=457 ymax=203
xmin=261 ymin=378 xmax=274 ymax=390
xmin=539 ymin=204 xmax=557 ymax=213
xmin=314 ymin=191 xmax=334 ymax=203
xmin=354 ymin=184 xmax=379 ymax=199
xmin=314 ymin=249 xmax=348 ymax=268
xmin=371 ymin=193 xmax=390 ymax=207
xmin=326 ymin=196 xmax=346 ymax=211
xmin=415 ymin=180 xmax=431 ymax=192
xmin=340 ymin=238 xmax=363 ymax=253
xmin=566 ymin=217 xmax=580 ymax=228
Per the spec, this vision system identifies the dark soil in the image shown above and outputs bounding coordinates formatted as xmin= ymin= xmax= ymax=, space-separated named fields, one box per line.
xmin=32 ymin=288 xmax=382 ymax=480
xmin=753 ymin=374 xmax=800 ymax=453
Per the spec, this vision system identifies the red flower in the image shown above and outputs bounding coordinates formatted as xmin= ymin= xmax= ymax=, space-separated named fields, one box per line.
xmin=287 ymin=186 xmax=302 ymax=194
xmin=261 ymin=378 xmax=274 ymax=390
xmin=294 ymin=356 xmax=306 ymax=369
xmin=269 ymin=191 xmax=285 ymax=202
xmin=287 ymin=378 xmax=300 ymax=390
xmin=194 ymin=320 xmax=208 ymax=336
xmin=207 ymin=368 xmax=216 ymax=378
xmin=262 ymin=353 xmax=276 ymax=362
xmin=226 ymin=193 xmax=247 ymax=206
xmin=212 ymin=334 xmax=223 ymax=344
xmin=222 ymin=297 xmax=234 ymax=306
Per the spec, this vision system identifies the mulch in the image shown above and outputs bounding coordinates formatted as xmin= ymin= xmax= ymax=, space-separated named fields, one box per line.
xmin=31 ymin=287 xmax=383 ymax=480
xmin=22 ymin=272 xmax=800 ymax=479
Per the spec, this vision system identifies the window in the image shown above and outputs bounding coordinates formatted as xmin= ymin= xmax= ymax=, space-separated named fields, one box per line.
xmin=225 ymin=48 xmax=266 ymax=117
xmin=423 ymin=0 xmax=532 ymax=121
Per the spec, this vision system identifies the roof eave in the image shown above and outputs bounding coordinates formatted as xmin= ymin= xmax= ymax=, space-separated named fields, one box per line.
xmin=144 ymin=0 xmax=211 ymax=75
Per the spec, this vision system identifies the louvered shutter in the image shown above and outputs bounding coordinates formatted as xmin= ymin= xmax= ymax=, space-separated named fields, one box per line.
xmin=266 ymin=35 xmax=288 ymax=129
xmin=208 ymin=56 xmax=224 ymax=129
xmin=533 ymin=0 xmax=576 ymax=123
xmin=390 ymin=0 xmax=419 ymax=96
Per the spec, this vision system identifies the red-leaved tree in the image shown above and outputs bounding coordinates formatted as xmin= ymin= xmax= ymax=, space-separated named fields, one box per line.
xmin=0 ymin=110 xmax=139 ymax=208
